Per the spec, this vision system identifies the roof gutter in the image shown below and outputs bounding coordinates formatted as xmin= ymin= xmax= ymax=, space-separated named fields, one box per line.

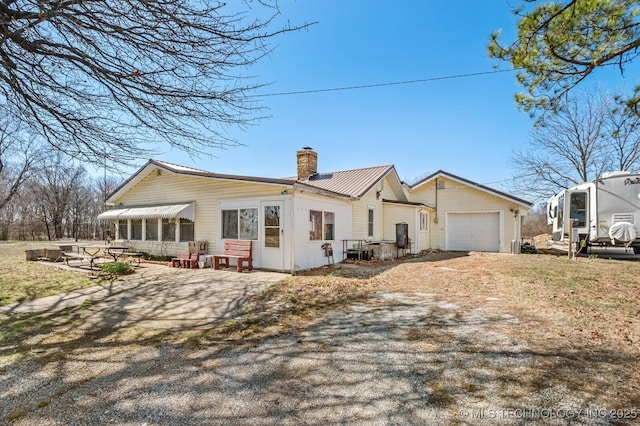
xmin=292 ymin=182 xmax=354 ymax=200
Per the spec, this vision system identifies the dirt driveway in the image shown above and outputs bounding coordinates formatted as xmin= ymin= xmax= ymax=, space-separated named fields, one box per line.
xmin=1 ymin=254 xmax=639 ymax=425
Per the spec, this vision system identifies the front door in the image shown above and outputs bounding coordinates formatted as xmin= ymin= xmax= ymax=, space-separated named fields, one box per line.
xmin=261 ymin=201 xmax=284 ymax=270
xmin=568 ymin=191 xmax=588 ymax=232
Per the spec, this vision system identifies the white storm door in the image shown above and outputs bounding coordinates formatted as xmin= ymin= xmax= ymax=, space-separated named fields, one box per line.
xmin=261 ymin=201 xmax=284 ymax=270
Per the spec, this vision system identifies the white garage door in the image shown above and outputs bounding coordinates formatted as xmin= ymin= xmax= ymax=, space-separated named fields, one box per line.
xmin=446 ymin=212 xmax=500 ymax=252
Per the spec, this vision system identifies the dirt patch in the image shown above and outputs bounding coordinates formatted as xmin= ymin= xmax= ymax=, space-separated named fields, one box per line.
xmin=1 ymin=251 xmax=639 ymax=424
xmin=298 ymin=251 xmax=640 ymax=414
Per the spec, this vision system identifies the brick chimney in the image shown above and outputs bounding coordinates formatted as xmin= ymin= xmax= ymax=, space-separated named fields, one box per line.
xmin=297 ymin=147 xmax=317 ymax=180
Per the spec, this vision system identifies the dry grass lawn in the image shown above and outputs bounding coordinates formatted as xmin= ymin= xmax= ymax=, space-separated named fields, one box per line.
xmin=0 ymin=241 xmax=98 ymax=305
xmin=194 ymin=249 xmax=640 ymax=415
xmin=1 ymin=241 xmax=639 ymax=423
xmin=367 ymin=252 xmax=640 ymax=412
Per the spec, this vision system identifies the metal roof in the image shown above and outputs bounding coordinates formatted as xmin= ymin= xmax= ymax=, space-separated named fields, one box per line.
xmin=97 ymin=202 xmax=195 ymax=221
xmin=382 ymin=199 xmax=434 ymax=209
xmin=150 ymin=160 xmax=295 ymax=185
xmin=108 ymin=160 xmax=396 ymax=203
xmin=106 ymin=159 xmax=297 ymax=203
xmin=299 ymin=165 xmax=395 ymax=198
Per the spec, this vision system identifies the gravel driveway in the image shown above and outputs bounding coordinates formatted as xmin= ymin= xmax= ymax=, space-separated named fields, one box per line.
xmin=0 ymin=260 xmax=630 ymax=425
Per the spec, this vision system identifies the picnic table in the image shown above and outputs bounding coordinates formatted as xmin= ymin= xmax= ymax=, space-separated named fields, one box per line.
xmin=59 ymin=243 xmax=137 ymax=269
xmin=59 ymin=244 xmax=99 ymax=270
xmin=76 ymin=244 xmax=131 ymax=261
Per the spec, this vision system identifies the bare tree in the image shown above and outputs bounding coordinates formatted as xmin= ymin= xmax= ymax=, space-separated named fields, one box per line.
xmin=511 ymin=91 xmax=610 ymax=200
xmin=521 ymin=203 xmax=551 ymax=239
xmin=604 ymin=103 xmax=640 ymax=172
xmin=1 ymin=1 xmax=310 ymax=166
xmin=0 ymin=108 xmax=42 ymax=211
xmin=1 ymin=159 xmax=118 ymax=240
xmin=29 ymin=155 xmax=86 ymax=240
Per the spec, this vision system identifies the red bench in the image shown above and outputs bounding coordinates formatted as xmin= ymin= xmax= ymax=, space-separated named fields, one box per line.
xmin=171 ymin=252 xmax=190 ymax=268
xmin=214 ymin=240 xmax=253 ymax=272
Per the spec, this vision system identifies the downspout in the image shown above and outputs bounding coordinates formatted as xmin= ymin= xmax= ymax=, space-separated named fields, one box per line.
xmin=290 ymin=191 xmax=295 ymax=275
xmin=434 ymin=178 xmax=439 ymax=223
xmin=513 ymin=208 xmax=518 ymax=254
xmin=428 ymin=212 xmax=432 ymax=251
xmin=414 ymin=208 xmax=419 ymax=255
xmin=432 ymin=178 xmax=439 ymax=250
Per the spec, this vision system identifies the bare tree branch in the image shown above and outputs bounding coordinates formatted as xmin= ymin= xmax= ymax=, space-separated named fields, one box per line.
xmin=0 ymin=0 xmax=312 ymax=166
xmin=510 ymin=90 xmax=611 ymax=200
xmin=0 ymin=107 xmax=43 ymax=210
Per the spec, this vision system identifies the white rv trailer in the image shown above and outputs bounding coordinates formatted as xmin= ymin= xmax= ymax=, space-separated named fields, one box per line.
xmin=547 ymin=171 xmax=640 ymax=254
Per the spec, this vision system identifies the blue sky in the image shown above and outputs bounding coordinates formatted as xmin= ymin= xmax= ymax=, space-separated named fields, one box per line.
xmin=126 ymin=1 xmax=639 ymax=194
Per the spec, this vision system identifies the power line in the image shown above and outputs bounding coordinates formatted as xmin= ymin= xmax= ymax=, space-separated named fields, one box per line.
xmin=251 ymin=68 xmax=519 ymax=98
xmin=481 ymin=177 xmax=519 ymax=186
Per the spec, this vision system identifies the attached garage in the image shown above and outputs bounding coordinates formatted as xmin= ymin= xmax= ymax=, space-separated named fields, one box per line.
xmin=445 ymin=212 xmax=501 ymax=252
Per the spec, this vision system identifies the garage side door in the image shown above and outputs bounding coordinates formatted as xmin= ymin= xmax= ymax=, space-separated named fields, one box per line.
xmin=446 ymin=212 xmax=500 ymax=252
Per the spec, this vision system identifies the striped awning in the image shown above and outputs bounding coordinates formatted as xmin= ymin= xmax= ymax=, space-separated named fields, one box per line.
xmin=97 ymin=202 xmax=195 ymax=221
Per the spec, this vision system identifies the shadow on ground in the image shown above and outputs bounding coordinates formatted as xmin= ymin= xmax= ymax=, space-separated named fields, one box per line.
xmin=2 ymin=280 xmax=638 ymax=424
xmin=298 ymin=250 xmax=471 ymax=279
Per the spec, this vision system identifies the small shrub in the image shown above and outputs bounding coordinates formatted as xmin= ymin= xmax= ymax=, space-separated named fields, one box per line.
xmin=146 ymin=254 xmax=173 ymax=262
xmin=99 ymin=261 xmax=132 ymax=275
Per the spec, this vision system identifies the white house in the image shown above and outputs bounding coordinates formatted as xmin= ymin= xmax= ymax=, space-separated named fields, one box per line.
xmin=98 ymin=148 xmax=532 ymax=272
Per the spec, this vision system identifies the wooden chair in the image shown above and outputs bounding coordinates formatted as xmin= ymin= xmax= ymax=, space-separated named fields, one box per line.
xmin=183 ymin=252 xmax=200 ymax=269
xmin=171 ymin=252 xmax=190 ymax=268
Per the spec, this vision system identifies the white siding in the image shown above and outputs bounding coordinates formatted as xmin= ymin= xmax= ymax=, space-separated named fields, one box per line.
xmin=292 ymin=192 xmax=352 ymax=271
xmin=111 ymin=169 xmax=287 ymax=257
xmin=351 ymin=175 xmax=400 ymax=240
xmin=409 ymin=177 xmax=520 ymax=253
xmin=383 ymin=203 xmax=419 ymax=254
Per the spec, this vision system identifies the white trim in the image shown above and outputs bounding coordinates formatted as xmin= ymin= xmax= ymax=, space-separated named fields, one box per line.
xmin=367 ymin=205 xmax=375 ymax=238
xmin=410 ymin=172 xmax=531 ymax=209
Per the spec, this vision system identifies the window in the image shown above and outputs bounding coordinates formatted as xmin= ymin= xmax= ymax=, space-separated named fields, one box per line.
xmin=570 ymin=192 xmax=587 ymax=228
xmin=324 ymin=211 xmax=335 ymax=240
xmin=310 ymin=210 xmax=335 ymax=240
xmin=222 ymin=208 xmax=258 ymax=240
xmin=162 ymin=218 xmax=176 ymax=242
xmin=239 ymin=209 xmax=258 ymax=239
xmin=264 ymin=205 xmax=281 ymax=248
xmin=309 ymin=210 xmax=322 ymax=240
xmin=222 ymin=210 xmax=238 ymax=239
xmin=180 ymin=218 xmax=194 ymax=242
xmin=118 ymin=219 xmax=128 ymax=239
xmin=420 ymin=212 xmax=429 ymax=231
xmin=146 ymin=219 xmax=158 ymax=241
xmin=131 ymin=219 xmax=142 ymax=240
xmin=368 ymin=208 xmax=375 ymax=237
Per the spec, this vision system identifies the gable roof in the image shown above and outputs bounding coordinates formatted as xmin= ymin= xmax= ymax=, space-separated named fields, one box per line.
xmin=106 ymin=159 xmax=298 ymax=203
xmin=107 ymin=160 xmax=398 ymax=204
xmin=409 ymin=170 xmax=533 ymax=208
xmin=151 ymin=160 xmax=296 ymax=185
xmin=298 ymin=165 xmax=399 ymax=199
